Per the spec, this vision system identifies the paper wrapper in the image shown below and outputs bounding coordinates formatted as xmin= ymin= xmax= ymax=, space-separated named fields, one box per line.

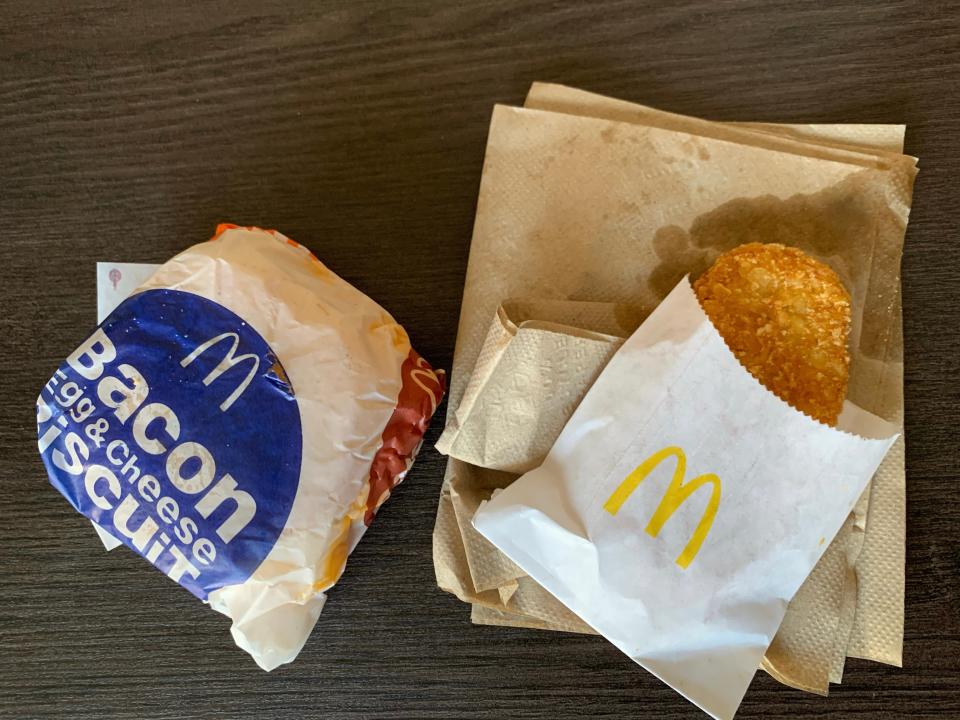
xmin=433 ymin=83 xmax=916 ymax=694
xmin=473 ymin=278 xmax=899 ymax=719
xmin=42 ymin=228 xmax=445 ymax=671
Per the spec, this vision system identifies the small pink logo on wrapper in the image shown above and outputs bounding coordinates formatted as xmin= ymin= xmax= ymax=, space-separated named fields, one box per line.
xmin=109 ymin=268 xmax=122 ymax=290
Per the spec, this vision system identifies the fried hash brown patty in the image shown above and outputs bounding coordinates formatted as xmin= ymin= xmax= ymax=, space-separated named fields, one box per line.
xmin=693 ymin=243 xmax=851 ymax=426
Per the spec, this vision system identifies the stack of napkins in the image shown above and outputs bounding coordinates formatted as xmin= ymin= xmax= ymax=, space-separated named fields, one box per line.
xmin=433 ymin=83 xmax=917 ymax=715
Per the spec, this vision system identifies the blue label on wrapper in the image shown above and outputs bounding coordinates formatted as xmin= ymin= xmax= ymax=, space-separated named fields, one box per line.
xmin=36 ymin=289 xmax=302 ymax=601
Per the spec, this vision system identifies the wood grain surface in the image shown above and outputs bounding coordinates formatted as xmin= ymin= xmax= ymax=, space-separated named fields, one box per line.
xmin=1 ymin=1 xmax=958 ymax=718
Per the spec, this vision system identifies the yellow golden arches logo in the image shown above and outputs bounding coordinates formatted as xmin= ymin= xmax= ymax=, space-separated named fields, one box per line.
xmin=602 ymin=446 xmax=721 ymax=569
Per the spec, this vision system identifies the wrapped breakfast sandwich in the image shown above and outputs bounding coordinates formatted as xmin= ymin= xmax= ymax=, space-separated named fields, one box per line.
xmin=36 ymin=224 xmax=445 ymax=670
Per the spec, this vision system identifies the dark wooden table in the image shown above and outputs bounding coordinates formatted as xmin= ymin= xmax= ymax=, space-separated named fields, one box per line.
xmin=2 ymin=2 xmax=958 ymax=718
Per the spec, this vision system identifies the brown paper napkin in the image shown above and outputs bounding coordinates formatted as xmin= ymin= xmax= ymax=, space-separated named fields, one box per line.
xmin=436 ymin=299 xmax=638 ymax=473
xmin=433 ymin=83 xmax=916 ymax=695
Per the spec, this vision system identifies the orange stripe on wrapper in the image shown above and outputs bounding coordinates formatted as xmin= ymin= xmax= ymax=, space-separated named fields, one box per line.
xmin=211 ymin=222 xmax=239 ymax=240
xmin=364 ymin=350 xmax=446 ymax=525
xmin=212 ymin=223 xmax=325 ymax=266
xmin=212 ymin=223 xmax=285 ymax=241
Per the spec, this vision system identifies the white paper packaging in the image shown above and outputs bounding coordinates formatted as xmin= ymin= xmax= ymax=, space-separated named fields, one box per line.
xmin=40 ymin=227 xmax=444 ymax=671
xmin=473 ymin=277 xmax=898 ymax=720
xmin=97 ymin=262 xmax=161 ymax=323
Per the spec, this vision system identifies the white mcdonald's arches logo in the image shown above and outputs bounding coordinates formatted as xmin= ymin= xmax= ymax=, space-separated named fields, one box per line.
xmin=181 ymin=332 xmax=260 ymax=412
xmin=603 ymin=445 xmax=721 ymax=569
